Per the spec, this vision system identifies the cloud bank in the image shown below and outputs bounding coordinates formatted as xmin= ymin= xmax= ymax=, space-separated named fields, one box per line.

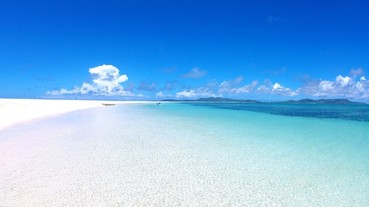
xmin=47 ymin=65 xmax=369 ymax=101
xmin=47 ymin=65 xmax=134 ymax=96
xmin=302 ymin=74 xmax=369 ymax=99
xmin=174 ymin=69 xmax=369 ymax=100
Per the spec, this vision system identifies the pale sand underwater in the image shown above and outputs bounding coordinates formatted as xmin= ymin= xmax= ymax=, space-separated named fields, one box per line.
xmin=1 ymin=102 xmax=369 ymax=206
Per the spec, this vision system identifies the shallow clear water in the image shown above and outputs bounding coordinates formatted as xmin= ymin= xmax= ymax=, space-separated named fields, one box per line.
xmin=1 ymin=103 xmax=369 ymax=206
xmin=145 ymin=103 xmax=369 ymax=205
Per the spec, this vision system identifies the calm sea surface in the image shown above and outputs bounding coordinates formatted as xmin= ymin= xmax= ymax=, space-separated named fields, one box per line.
xmin=187 ymin=102 xmax=369 ymax=121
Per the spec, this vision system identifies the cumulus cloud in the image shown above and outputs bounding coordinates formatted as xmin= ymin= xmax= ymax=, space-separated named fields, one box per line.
xmin=272 ymin=83 xmax=300 ymax=96
xmin=182 ymin=67 xmax=207 ymax=78
xmin=256 ymin=81 xmax=299 ymax=96
xmin=302 ymin=74 xmax=369 ymax=99
xmin=47 ymin=64 xmax=134 ymax=96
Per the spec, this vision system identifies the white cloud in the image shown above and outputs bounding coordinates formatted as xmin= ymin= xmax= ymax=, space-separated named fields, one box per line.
xmin=272 ymin=82 xmax=283 ymax=91
xmin=231 ymin=86 xmax=252 ymax=93
xmin=155 ymin=91 xmax=173 ymax=99
xmin=182 ymin=67 xmax=207 ymax=78
xmin=319 ymin=80 xmax=335 ymax=92
xmin=302 ymin=74 xmax=369 ymax=99
xmin=47 ymin=64 xmax=135 ymax=96
xmin=176 ymin=90 xmax=197 ymax=98
xmin=218 ymin=76 xmax=255 ymax=94
xmin=336 ymin=75 xmax=351 ymax=87
xmin=227 ymin=81 xmax=258 ymax=94
xmin=272 ymin=82 xmax=299 ymax=96
xmin=177 ymin=71 xmax=369 ymax=100
xmin=156 ymin=91 xmax=166 ymax=98
xmin=257 ymin=82 xmax=299 ymax=96
xmin=47 ymin=66 xmax=369 ymax=100
xmin=256 ymin=85 xmax=269 ymax=93
xmin=176 ymin=87 xmax=215 ymax=99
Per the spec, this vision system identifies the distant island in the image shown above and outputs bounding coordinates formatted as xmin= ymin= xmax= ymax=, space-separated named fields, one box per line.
xmin=279 ymin=98 xmax=364 ymax=104
xmin=162 ymin=97 xmax=366 ymax=105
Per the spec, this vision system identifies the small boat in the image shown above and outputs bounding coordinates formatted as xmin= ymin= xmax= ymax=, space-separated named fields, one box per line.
xmin=102 ymin=103 xmax=115 ymax=106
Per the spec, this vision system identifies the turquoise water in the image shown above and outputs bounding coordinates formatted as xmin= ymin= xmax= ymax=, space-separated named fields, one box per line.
xmin=187 ymin=102 xmax=369 ymax=121
xmin=1 ymin=103 xmax=369 ymax=206
xmin=146 ymin=103 xmax=369 ymax=205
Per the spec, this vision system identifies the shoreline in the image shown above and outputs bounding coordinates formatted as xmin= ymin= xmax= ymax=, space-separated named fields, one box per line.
xmin=0 ymin=98 xmax=157 ymax=131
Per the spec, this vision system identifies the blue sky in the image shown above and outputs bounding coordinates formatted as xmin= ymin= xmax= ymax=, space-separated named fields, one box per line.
xmin=1 ymin=0 xmax=369 ymax=101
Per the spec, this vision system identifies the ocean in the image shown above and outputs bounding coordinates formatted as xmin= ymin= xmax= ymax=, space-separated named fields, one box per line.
xmin=1 ymin=102 xmax=369 ymax=206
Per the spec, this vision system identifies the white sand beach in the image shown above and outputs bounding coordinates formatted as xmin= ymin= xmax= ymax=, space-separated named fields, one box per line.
xmin=0 ymin=99 xmax=155 ymax=131
xmin=0 ymin=99 xmax=102 ymax=130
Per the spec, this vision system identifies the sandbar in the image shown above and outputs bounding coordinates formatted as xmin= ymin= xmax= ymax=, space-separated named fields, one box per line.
xmin=0 ymin=98 xmax=154 ymax=130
